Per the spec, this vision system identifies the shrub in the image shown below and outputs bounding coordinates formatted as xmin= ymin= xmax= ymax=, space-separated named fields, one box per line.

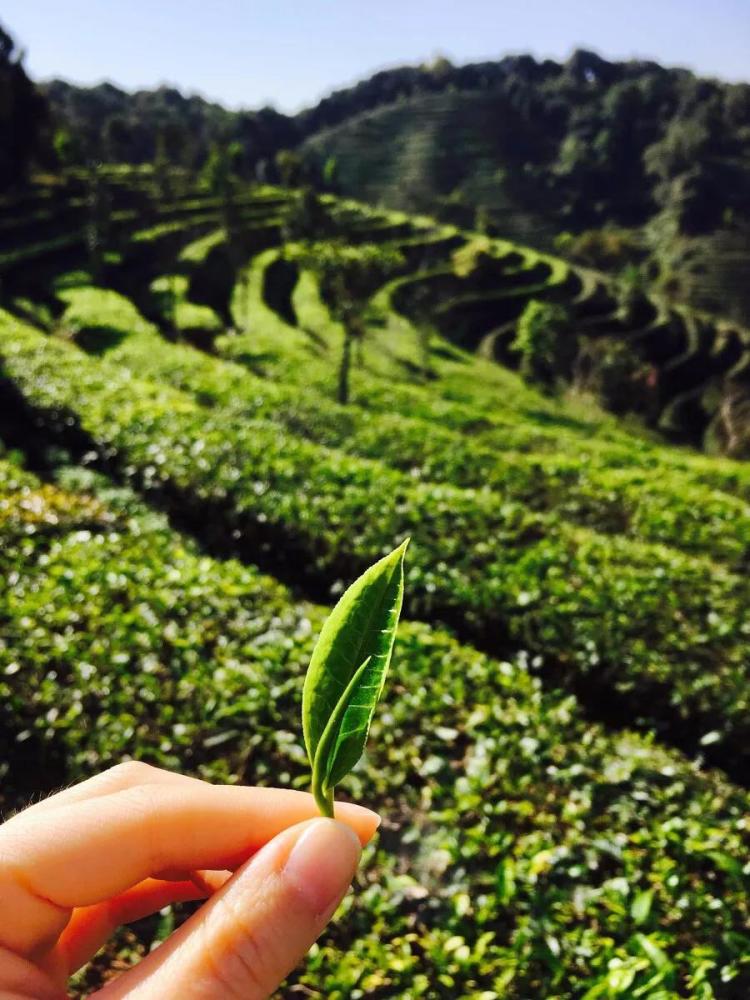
xmin=1 ymin=459 xmax=750 ymax=998
xmin=451 ymin=236 xmax=499 ymax=282
xmin=511 ymin=299 xmax=573 ymax=392
xmin=555 ymin=227 xmax=643 ymax=271
xmin=575 ymin=337 xmax=656 ymax=416
xmin=3 ymin=311 xmax=750 ymax=773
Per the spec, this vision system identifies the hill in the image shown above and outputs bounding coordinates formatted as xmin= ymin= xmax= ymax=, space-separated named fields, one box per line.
xmin=1 ymin=17 xmax=750 ymax=990
xmin=2 ymin=165 xmax=750 ymax=995
xmin=43 ymin=77 xmax=296 ymax=172
xmin=299 ymin=54 xmax=750 ymax=323
xmin=33 ymin=49 xmax=750 ymax=327
xmin=2 ymin=11 xmax=748 ymax=326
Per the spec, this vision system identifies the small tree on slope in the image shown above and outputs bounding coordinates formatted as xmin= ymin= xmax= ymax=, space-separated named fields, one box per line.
xmin=511 ymin=299 xmax=574 ymax=394
xmin=289 ymin=240 xmax=403 ymax=404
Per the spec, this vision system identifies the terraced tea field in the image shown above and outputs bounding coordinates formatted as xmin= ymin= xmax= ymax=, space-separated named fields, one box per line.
xmin=1 ymin=167 xmax=750 ymax=997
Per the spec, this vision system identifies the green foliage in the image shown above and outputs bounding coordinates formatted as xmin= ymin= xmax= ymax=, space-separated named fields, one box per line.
xmin=0 ymin=20 xmax=49 ymax=190
xmin=473 ymin=205 xmax=493 ymax=235
xmin=555 ymin=227 xmax=643 ymax=271
xmin=286 ymin=240 xmax=404 ymax=402
xmin=27 ymin=46 xmax=750 ymax=326
xmin=44 ymin=77 xmax=296 ymax=176
xmin=615 ymin=263 xmax=650 ymax=325
xmin=322 ymin=155 xmax=338 ymax=190
xmin=275 ymin=148 xmax=304 ymax=187
xmin=290 ymin=239 xmax=404 ymax=316
xmin=201 ymin=143 xmax=235 ymax=198
xmin=451 ymin=236 xmax=499 ymax=281
xmin=575 ymin=337 xmax=654 ymax=416
xmin=1 ymin=459 xmax=750 ymax=997
xmin=304 ymin=541 xmax=407 ymax=815
xmin=644 ymin=113 xmax=727 ymax=234
xmin=4 ymin=308 xmax=750 ymax=774
xmin=149 ymin=275 xmax=222 ymax=334
xmin=282 ymin=185 xmax=332 ymax=243
xmin=84 ymin=164 xmax=111 ymax=279
xmin=152 ymin=131 xmax=173 ymax=202
xmin=2 ymin=173 xmax=750 ymax=998
xmin=511 ymin=299 xmax=572 ymax=392
xmin=51 ymin=282 xmax=750 ymax=564
xmin=53 ymin=127 xmax=81 ymax=168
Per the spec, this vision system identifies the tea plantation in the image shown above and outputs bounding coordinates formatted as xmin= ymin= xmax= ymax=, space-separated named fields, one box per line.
xmin=1 ymin=167 xmax=750 ymax=998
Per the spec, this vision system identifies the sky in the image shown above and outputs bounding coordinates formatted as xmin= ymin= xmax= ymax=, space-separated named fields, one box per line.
xmin=3 ymin=0 xmax=749 ymax=113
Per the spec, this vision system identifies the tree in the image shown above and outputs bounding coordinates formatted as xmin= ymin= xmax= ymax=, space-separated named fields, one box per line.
xmin=202 ymin=142 xmax=244 ymax=266
xmin=288 ymin=241 xmax=403 ymax=403
xmin=282 ymin=186 xmax=334 ymax=244
xmin=473 ymin=205 xmax=495 ymax=236
xmin=644 ymin=114 xmax=721 ymax=233
xmin=511 ymin=300 xmax=573 ymax=393
xmin=615 ymin=263 xmax=651 ymax=326
xmin=85 ymin=163 xmax=111 ymax=281
xmin=275 ymin=149 xmax=304 ymax=188
xmin=104 ymin=115 xmax=133 ymax=163
xmin=322 ymin=155 xmax=338 ymax=191
xmin=53 ymin=127 xmax=83 ymax=169
xmin=202 ymin=142 xmax=233 ymax=197
xmin=407 ymin=281 xmax=437 ymax=378
xmin=554 ymin=228 xmax=642 ymax=271
xmin=574 ymin=337 xmax=655 ymax=416
xmin=425 ymin=54 xmax=455 ymax=81
xmin=153 ymin=130 xmax=173 ymax=202
xmin=0 ymin=21 xmax=49 ymax=190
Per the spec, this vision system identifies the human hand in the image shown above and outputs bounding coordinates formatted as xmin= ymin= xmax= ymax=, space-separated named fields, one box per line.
xmin=0 ymin=762 xmax=380 ymax=998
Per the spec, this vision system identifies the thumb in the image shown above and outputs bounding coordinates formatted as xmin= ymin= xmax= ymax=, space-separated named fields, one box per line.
xmin=96 ymin=818 xmax=364 ymax=999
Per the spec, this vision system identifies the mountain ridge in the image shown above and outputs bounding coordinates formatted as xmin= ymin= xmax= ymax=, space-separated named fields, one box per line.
xmin=3 ymin=22 xmax=749 ymax=322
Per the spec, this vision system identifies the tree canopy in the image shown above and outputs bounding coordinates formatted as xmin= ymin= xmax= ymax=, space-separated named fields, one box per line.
xmin=0 ymin=21 xmax=49 ymax=190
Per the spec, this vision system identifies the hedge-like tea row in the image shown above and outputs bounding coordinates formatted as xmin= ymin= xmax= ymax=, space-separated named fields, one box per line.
xmin=148 ymin=274 xmax=223 ymax=333
xmin=218 ymin=246 xmax=750 ymax=506
xmin=1 ymin=456 xmax=749 ymax=998
xmin=0 ymin=458 xmax=112 ymax=555
xmin=63 ymin=284 xmax=750 ymax=567
xmin=2 ymin=310 xmax=750 ymax=770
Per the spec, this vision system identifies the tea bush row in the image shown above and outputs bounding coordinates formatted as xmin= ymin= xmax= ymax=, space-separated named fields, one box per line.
xmin=218 ymin=248 xmax=750 ymax=504
xmin=61 ymin=285 xmax=750 ymax=566
xmin=2 ymin=311 xmax=750 ymax=766
xmin=1 ymin=456 xmax=749 ymax=998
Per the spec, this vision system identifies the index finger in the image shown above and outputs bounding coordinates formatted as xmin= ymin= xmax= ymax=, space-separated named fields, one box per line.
xmin=0 ymin=782 xmax=380 ymax=957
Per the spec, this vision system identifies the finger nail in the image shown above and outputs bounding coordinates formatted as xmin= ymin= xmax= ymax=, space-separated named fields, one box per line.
xmin=283 ymin=819 xmax=361 ymax=914
xmin=334 ymin=802 xmax=382 ymax=842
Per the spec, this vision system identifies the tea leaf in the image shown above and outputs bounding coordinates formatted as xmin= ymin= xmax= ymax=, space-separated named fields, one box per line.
xmin=631 ymin=888 xmax=654 ymax=926
xmin=303 ymin=539 xmax=408 ymax=815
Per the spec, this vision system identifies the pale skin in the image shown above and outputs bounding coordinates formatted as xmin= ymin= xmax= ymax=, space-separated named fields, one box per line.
xmin=0 ymin=761 xmax=380 ymax=999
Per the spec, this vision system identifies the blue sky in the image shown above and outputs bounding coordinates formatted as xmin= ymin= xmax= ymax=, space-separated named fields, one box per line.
xmin=3 ymin=0 xmax=748 ymax=112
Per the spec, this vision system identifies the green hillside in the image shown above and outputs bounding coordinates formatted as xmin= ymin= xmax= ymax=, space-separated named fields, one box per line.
xmin=1 ymin=165 xmax=750 ymax=995
xmin=302 ymin=89 xmax=560 ymax=248
xmin=11 ymin=45 xmax=744 ymax=328
xmin=5 ymin=14 xmax=749 ymax=354
xmin=302 ymin=62 xmax=750 ymax=330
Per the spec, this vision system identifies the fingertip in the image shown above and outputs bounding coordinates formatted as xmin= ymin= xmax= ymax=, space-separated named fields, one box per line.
xmin=282 ymin=818 xmax=361 ymax=915
xmin=332 ymin=800 xmax=382 ymax=845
